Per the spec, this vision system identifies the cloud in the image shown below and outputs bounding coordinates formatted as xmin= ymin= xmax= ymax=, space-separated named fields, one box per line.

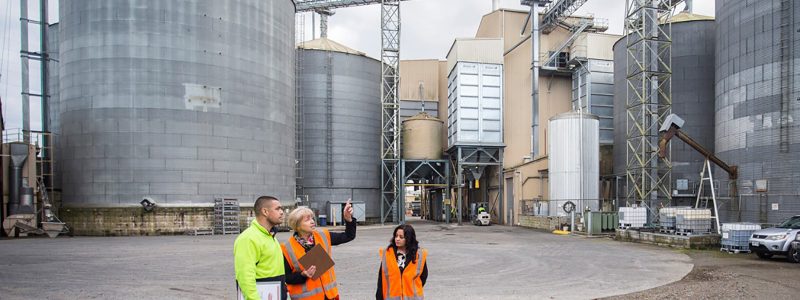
xmin=314 ymin=0 xmax=715 ymax=60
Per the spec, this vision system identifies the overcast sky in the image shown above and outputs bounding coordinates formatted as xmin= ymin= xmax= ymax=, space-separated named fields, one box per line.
xmin=0 ymin=0 xmax=715 ymax=130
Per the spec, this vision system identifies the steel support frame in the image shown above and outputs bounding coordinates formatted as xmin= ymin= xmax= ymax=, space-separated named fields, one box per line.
xmin=400 ymin=159 xmax=450 ymax=224
xmin=380 ymin=0 xmax=401 ymax=225
xmin=624 ymin=0 xmax=674 ymax=220
xmin=449 ymin=146 xmax=504 ymax=226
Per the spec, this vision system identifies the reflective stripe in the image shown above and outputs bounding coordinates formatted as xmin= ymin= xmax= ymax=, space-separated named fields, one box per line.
xmin=286 ymin=240 xmax=310 ymax=294
xmin=285 ymin=242 xmax=302 ymax=271
xmin=414 ymin=250 xmax=426 ymax=299
xmin=315 ymin=230 xmax=338 ymax=294
xmin=317 ymin=230 xmax=331 ymax=253
xmin=381 ymin=249 xmax=392 ymax=299
xmin=290 ymin=286 xmax=323 ymax=299
xmin=324 ymin=281 xmax=337 ymax=291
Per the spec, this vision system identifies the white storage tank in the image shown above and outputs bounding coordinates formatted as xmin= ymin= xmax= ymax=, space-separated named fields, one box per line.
xmin=548 ymin=112 xmax=600 ymax=216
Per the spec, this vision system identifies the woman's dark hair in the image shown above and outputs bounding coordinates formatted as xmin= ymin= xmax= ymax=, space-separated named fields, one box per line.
xmin=388 ymin=224 xmax=419 ymax=263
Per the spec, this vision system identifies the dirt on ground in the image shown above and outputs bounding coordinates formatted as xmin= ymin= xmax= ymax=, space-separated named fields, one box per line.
xmin=604 ymin=249 xmax=800 ymax=299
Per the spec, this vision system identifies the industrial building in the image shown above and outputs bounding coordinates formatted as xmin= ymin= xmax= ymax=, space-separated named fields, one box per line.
xmin=399 ymin=8 xmax=617 ymax=227
xmin=0 ymin=0 xmax=797 ymax=237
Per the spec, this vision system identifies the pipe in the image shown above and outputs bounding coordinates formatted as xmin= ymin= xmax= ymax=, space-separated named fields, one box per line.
xmin=492 ymin=0 xmax=499 ymax=11
xmin=676 ymin=130 xmax=737 ymax=179
xmin=40 ymin=0 xmax=49 ymax=147
xmin=8 ymin=142 xmax=30 ymax=215
xmin=683 ymin=0 xmax=692 ymax=13
xmin=530 ymin=4 xmax=540 ymax=160
xmin=20 ymin=0 xmax=31 ymax=143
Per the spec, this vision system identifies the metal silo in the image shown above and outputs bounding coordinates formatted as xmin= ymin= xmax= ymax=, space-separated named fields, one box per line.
xmin=715 ymin=0 xmax=799 ymax=223
xmin=402 ymin=112 xmax=444 ymax=160
xmin=297 ymin=38 xmax=381 ymax=222
xmin=57 ymin=0 xmax=295 ymax=235
xmin=613 ymin=12 xmax=716 ymax=206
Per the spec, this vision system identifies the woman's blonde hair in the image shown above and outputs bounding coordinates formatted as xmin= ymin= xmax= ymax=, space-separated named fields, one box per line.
xmin=287 ymin=207 xmax=316 ymax=232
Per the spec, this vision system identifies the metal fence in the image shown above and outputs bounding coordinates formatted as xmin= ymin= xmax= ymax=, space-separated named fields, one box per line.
xmin=520 ymin=198 xmax=614 ymax=217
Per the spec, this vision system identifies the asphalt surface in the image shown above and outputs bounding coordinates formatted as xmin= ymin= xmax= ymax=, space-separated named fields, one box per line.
xmin=0 ymin=219 xmax=693 ymax=299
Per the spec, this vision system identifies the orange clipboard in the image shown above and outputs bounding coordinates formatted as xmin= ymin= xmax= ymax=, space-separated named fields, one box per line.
xmin=298 ymin=243 xmax=335 ymax=280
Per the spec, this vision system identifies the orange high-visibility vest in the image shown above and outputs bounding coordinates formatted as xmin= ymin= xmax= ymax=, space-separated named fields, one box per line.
xmin=282 ymin=230 xmax=339 ymax=300
xmin=379 ymin=247 xmax=427 ymax=300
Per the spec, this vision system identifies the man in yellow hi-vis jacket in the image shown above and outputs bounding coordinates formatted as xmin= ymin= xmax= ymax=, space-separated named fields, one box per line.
xmin=234 ymin=196 xmax=287 ymax=300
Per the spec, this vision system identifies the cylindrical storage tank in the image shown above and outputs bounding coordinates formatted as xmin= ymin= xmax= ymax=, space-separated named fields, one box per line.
xmin=297 ymin=38 xmax=381 ymax=221
xmin=548 ymin=112 xmax=600 ymax=216
xmin=402 ymin=112 xmax=443 ymax=159
xmin=57 ymin=0 xmax=296 ymax=235
xmin=715 ymin=1 xmax=800 ymax=224
xmin=613 ymin=12 xmax=716 ymax=204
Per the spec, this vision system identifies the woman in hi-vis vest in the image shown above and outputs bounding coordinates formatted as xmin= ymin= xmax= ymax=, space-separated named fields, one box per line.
xmin=376 ymin=224 xmax=428 ymax=300
xmin=282 ymin=200 xmax=356 ymax=300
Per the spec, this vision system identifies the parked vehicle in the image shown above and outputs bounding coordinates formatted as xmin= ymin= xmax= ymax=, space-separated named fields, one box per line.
xmin=748 ymin=215 xmax=800 ymax=262
xmin=791 ymin=234 xmax=800 ymax=263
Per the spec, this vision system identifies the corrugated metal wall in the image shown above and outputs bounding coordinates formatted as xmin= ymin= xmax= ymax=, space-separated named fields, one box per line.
xmin=572 ymin=59 xmax=614 ymax=145
xmin=297 ymin=49 xmax=382 ymax=220
xmin=57 ymin=0 xmax=296 ymax=206
xmin=715 ymin=0 xmax=799 ymax=223
xmin=447 ymin=62 xmax=504 ymax=147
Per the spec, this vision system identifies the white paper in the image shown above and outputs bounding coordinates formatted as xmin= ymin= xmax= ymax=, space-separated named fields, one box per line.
xmin=237 ymin=281 xmax=281 ymax=300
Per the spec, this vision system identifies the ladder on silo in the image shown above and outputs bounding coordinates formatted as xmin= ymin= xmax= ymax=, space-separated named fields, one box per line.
xmin=778 ymin=0 xmax=793 ymax=153
xmin=325 ymin=48 xmax=334 ymax=188
xmin=295 ymin=13 xmax=306 ymax=198
xmin=214 ymin=198 xmax=241 ymax=235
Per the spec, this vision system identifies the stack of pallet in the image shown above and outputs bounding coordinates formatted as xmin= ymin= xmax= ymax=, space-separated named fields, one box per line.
xmin=214 ymin=198 xmax=241 ymax=235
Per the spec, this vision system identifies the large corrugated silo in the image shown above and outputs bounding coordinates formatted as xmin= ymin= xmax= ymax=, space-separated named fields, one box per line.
xmin=715 ymin=0 xmax=799 ymax=223
xmin=56 ymin=0 xmax=295 ymax=235
xmin=296 ymin=38 xmax=381 ymax=222
xmin=613 ymin=12 xmax=716 ymax=206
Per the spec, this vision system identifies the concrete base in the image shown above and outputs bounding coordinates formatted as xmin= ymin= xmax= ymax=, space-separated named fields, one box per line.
xmin=59 ymin=206 xmax=259 ymax=236
xmin=615 ymin=228 xmax=721 ymax=249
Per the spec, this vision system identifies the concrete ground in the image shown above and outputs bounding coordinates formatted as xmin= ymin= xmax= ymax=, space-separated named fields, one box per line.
xmin=0 ymin=219 xmax=694 ymax=299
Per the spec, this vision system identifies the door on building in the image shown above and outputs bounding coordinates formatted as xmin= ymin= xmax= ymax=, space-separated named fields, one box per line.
xmin=506 ymin=178 xmax=514 ymax=225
